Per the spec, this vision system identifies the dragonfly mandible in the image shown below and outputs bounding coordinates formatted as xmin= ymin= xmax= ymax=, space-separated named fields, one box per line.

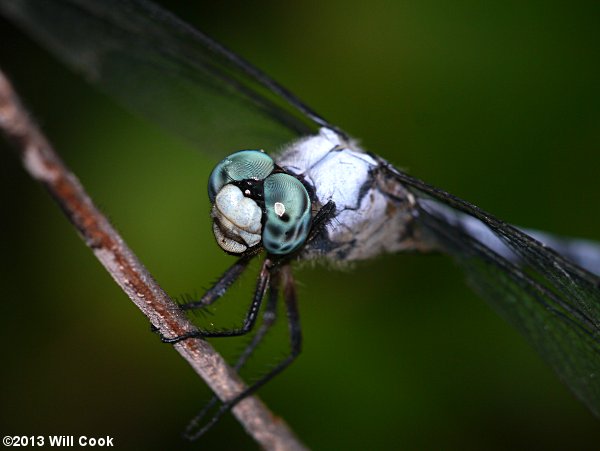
xmin=1 ymin=0 xmax=599 ymax=447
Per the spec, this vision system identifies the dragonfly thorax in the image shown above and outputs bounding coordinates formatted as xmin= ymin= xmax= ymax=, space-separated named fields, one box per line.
xmin=276 ymin=128 xmax=423 ymax=262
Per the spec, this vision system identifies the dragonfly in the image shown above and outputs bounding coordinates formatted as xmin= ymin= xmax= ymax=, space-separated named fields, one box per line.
xmin=1 ymin=0 xmax=599 ymax=444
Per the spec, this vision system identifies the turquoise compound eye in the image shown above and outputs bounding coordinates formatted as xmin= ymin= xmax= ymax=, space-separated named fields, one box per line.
xmin=263 ymin=173 xmax=311 ymax=255
xmin=208 ymin=150 xmax=274 ymax=202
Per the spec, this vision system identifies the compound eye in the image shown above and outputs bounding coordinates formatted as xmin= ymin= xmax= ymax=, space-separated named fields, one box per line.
xmin=262 ymin=173 xmax=311 ymax=255
xmin=208 ymin=150 xmax=274 ymax=202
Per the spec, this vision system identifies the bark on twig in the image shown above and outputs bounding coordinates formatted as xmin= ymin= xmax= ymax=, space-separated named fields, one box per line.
xmin=0 ymin=69 xmax=306 ymax=451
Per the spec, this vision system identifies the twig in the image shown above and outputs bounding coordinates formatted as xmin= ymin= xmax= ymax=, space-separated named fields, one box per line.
xmin=0 ymin=69 xmax=307 ymax=451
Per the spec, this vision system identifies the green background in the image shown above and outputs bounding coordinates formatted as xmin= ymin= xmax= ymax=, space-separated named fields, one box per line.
xmin=1 ymin=1 xmax=599 ymax=449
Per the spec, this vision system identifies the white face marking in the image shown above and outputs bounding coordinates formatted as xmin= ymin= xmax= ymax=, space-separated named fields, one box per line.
xmin=212 ymin=184 xmax=262 ymax=253
xmin=274 ymin=202 xmax=286 ymax=217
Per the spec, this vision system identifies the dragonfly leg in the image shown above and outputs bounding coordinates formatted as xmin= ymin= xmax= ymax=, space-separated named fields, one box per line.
xmin=183 ymin=263 xmax=301 ymax=440
xmin=150 ymin=255 xmax=252 ymax=340
xmin=158 ymin=258 xmax=271 ymax=343
xmin=308 ymin=200 xmax=336 ymax=242
xmin=231 ymin=272 xmax=281 ymax=370
xmin=180 ymin=254 xmax=254 ymax=311
xmin=183 ymin=274 xmax=281 ymax=440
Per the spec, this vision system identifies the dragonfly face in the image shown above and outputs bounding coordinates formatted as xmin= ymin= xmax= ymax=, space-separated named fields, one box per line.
xmin=1 ymin=0 xmax=599 ymax=449
xmin=208 ymin=149 xmax=313 ymax=255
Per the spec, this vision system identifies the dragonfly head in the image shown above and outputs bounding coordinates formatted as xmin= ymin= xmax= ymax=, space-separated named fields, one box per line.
xmin=208 ymin=150 xmax=312 ymax=256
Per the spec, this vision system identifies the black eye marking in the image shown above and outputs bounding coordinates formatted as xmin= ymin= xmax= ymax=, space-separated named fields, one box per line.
xmin=266 ymin=223 xmax=283 ymax=238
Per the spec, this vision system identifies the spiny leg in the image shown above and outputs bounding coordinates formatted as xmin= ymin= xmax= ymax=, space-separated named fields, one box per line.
xmin=180 ymin=254 xmax=256 ymax=311
xmin=151 ymin=254 xmax=253 ymax=339
xmin=160 ymin=258 xmax=271 ymax=343
xmin=183 ymin=264 xmax=302 ymax=440
xmin=231 ymin=271 xmax=281 ymax=371
xmin=183 ymin=273 xmax=281 ymax=440
xmin=307 ymin=200 xmax=336 ymax=243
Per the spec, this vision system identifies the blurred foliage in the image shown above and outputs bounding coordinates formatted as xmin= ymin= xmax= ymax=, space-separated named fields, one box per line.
xmin=0 ymin=1 xmax=599 ymax=450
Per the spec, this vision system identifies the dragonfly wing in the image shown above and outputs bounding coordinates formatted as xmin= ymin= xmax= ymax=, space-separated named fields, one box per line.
xmin=520 ymin=229 xmax=600 ymax=277
xmin=384 ymin=165 xmax=600 ymax=417
xmin=418 ymin=198 xmax=600 ymax=278
xmin=0 ymin=0 xmax=334 ymax=154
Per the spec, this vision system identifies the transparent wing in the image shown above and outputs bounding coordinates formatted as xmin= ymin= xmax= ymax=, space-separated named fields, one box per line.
xmin=520 ymin=230 xmax=600 ymax=277
xmin=385 ymin=166 xmax=600 ymax=417
xmin=0 ymin=0 xmax=340 ymax=154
